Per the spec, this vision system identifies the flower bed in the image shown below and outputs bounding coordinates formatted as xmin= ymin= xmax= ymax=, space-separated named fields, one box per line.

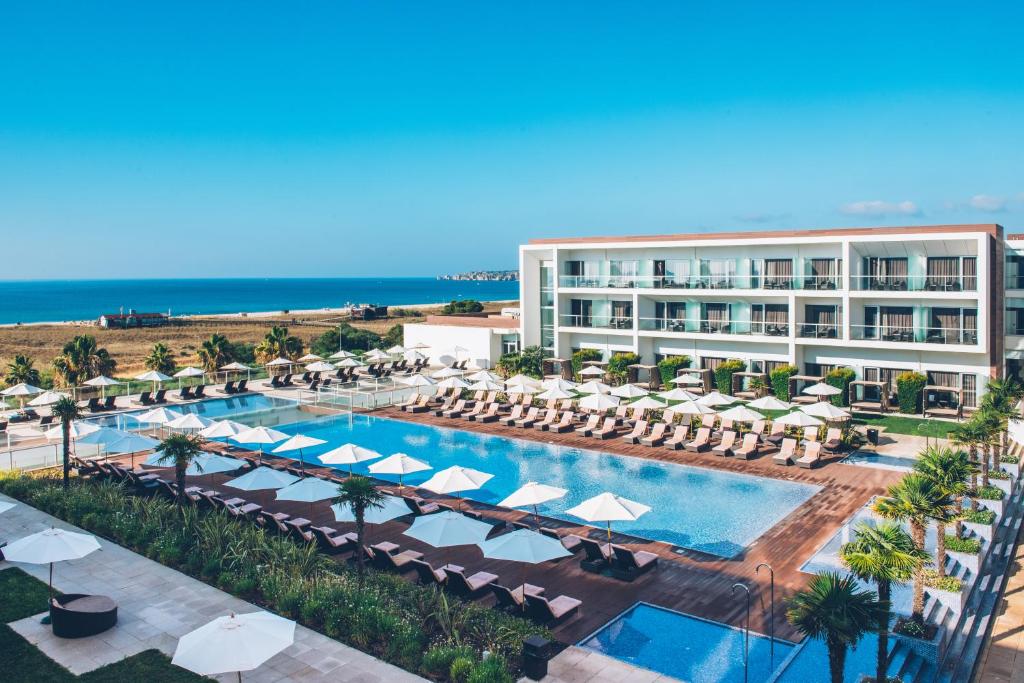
xmin=962 ymin=508 xmax=997 ymax=541
xmin=922 ymin=569 xmax=965 ymax=613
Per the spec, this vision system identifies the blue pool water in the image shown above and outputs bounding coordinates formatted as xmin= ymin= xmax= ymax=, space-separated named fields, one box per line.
xmin=581 ymin=603 xmax=796 ymax=683
xmin=159 ymin=398 xmax=822 ymax=557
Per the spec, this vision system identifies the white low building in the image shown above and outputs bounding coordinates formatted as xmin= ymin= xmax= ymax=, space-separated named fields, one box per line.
xmin=403 ymin=314 xmax=520 ymax=369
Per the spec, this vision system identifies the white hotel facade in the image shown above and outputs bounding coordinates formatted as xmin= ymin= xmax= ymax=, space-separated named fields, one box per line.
xmin=406 ymin=224 xmax=1024 ymax=410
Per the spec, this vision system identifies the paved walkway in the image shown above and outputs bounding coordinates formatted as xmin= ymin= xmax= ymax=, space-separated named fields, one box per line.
xmin=534 ymin=647 xmax=679 ymax=683
xmin=0 ymin=493 xmax=426 ymax=682
xmin=976 ymin=523 xmax=1024 ymax=683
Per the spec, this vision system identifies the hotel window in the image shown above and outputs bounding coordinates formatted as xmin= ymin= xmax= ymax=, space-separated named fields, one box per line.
xmin=608 ymin=260 xmax=638 ymax=287
xmin=1007 ymin=254 xmax=1024 ymax=289
xmin=568 ymin=299 xmax=593 ymax=327
xmin=565 ymin=260 xmax=600 ymax=286
xmin=1008 ymin=303 xmax=1024 ymax=336
xmin=763 ymin=259 xmax=794 ymax=289
xmin=654 ymin=301 xmax=686 ymax=331
xmin=701 ymin=303 xmax=730 ymax=333
xmin=925 ymin=257 xmax=961 ymax=291
xmin=926 ymin=371 xmax=977 ymax=409
xmin=763 ymin=360 xmax=788 ymax=375
xmin=807 ymin=258 xmax=840 ymax=290
xmin=500 ymin=334 xmax=520 ymax=356
xmin=700 ymin=259 xmax=736 ymax=288
xmin=864 ymin=305 xmax=912 ymax=341
xmin=702 ymin=356 xmax=726 ymax=371
xmin=539 ymin=262 xmax=555 ymax=356
xmin=751 ymin=303 xmax=789 ymax=335
xmin=963 ymin=257 xmax=977 ymax=290
xmin=803 ymin=304 xmax=839 ymax=338
xmin=804 ymin=363 xmax=835 ymax=378
xmin=863 ymin=257 xmax=909 ymax=290
xmin=655 ymin=259 xmax=690 ymax=287
xmin=611 ymin=300 xmax=633 ymax=328
xmin=927 ymin=307 xmax=977 ymax=344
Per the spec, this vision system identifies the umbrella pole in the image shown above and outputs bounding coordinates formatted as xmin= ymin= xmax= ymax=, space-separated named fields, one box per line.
xmin=533 ymin=503 xmax=540 ymax=526
xmin=606 ymin=521 xmax=613 ymax=554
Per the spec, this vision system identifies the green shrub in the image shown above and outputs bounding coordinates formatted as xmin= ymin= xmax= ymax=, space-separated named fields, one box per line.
xmin=895 ymin=371 xmax=927 ymax=414
xmin=1002 ymin=454 xmax=1020 ymax=464
xmin=657 ymin=355 xmax=691 ymax=385
xmin=962 ymin=508 xmax=996 ymax=525
xmin=713 ymin=359 xmax=746 ymax=394
xmin=571 ymin=348 xmax=603 ymax=376
xmin=945 ymin=535 xmax=981 ymax=554
xmin=607 ymin=352 xmax=641 ymax=382
xmin=495 ymin=346 xmax=544 ymax=379
xmin=450 ymin=657 xmax=476 ymax=683
xmin=468 ymin=655 xmax=515 ymax=683
xmin=441 ymin=299 xmax=484 ymax=315
xmin=825 ymin=367 xmax=856 ymax=407
xmin=894 ymin=617 xmax=926 ymax=638
xmin=923 ymin=569 xmax=963 ymax=592
xmin=974 ymin=485 xmax=1005 ymax=501
xmin=989 ymin=470 xmax=1010 ymax=480
xmin=769 ymin=364 xmax=799 ymax=400
xmin=422 ymin=645 xmax=476 ymax=678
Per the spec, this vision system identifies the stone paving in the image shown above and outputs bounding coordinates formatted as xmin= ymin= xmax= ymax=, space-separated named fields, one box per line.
xmin=531 ymin=646 xmax=679 ymax=683
xmin=0 ymin=493 xmax=425 ymax=682
xmin=977 ymin=523 xmax=1024 ymax=683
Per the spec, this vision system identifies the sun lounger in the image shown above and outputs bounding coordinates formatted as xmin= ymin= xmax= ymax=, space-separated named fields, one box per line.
xmin=612 ymin=405 xmax=629 ymax=426
xmin=462 ymin=401 xmax=486 ymax=420
xmin=310 ymin=527 xmax=357 ymax=554
xmin=685 ymin=427 xmax=712 ymax=453
xmin=524 ymin=593 xmax=582 ymax=625
xmin=403 ymin=496 xmax=441 ymax=516
xmin=610 ymin=545 xmax=658 ymax=581
xmin=193 ymin=385 xmax=206 ymax=399
xmin=548 ymin=411 xmax=575 ymax=433
xmin=593 ymin=417 xmax=619 ymax=440
xmin=219 ymin=381 xmax=236 ymax=395
xmin=700 ymin=414 xmax=716 ymax=429
xmin=712 ymin=430 xmax=737 ymax=457
xmin=622 ymin=420 xmax=649 ymax=445
xmin=664 ymin=425 xmax=689 ymax=450
xmin=661 ymin=409 xmax=677 ymax=426
xmin=80 ymin=397 xmax=100 ymax=413
xmin=442 ymin=399 xmax=467 ymax=418
xmin=750 ymin=420 xmax=766 ymax=441
xmin=135 ymin=391 xmax=153 ymax=406
xmin=734 ymin=433 xmax=760 ymax=460
xmin=803 ymin=426 xmax=819 ymax=443
xmin=765 ymin=422 xmax=785 ymax=445
xmin=445 ymin=567 xmax=499 ymax=599
xmin=797 ymin=441 xmax=823 ymax=469
xmin=472 ymin=403 xmax=501 ymax=423
xmin=515 ymin=407 xmax=541 ymax=428
xmin=639 ymin=422 xmax=668 ymax=447
xmin=539 ymin=527 xmax=583 ymax=553
xmin=500 ymin=404 xmax=525 ymax=426
xmin=578 ymin=537 xmax=612 ymax=573
xmin=823 ymin=428 xmax=843 ymax=452
xmin=774 ymin=438 xmax=797 ymax=465
xmin=575 ymin=414 xmax=601 ymax=436
xmin=405 ymin=395 xmax=431 ymax=413
xmin=492 ymin=583 xmax=531 ymax=610
xmin=533 ymin=409 xmax=559 ymax=431
xmin=370 ymin=543 xmax=424 ymax=572
xmin=177 ymin=386 xmax=193 ymax=400
xmin=410 ymin=559 xmax=449 ymax=587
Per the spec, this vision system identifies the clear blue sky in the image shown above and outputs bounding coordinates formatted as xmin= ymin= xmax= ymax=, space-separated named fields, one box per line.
xmin=1 ymin=2 xmax=1022 ymax=279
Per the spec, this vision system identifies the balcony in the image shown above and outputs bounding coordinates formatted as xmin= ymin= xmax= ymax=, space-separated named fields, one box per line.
xmin=559 ymin=314 xmax=633 ymax=330
xmin=850 ymin=325 xmax=978 ymax=345
xmin=851 ymin=274 xmax=976 ymax=292
xmin=637 ymin=317 xmax=790 ymax=337
xmin=796 ymin=322 xmax=840 ymax=340
xmin=559 ymin=274 xmax=840 ymax=291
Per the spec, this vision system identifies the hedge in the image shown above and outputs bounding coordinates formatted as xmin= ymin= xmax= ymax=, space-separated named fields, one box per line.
xmin=714 ymin=359 xmax=746 ymax=394
xmin=769 ymin=364 xmax=799 ymax=400
xmin=571 ymin=348 xmax=603 ymax=376
xmin=657 ymin=355 xmax=691 ymax=385
xmin=825 ymin=367 xmax=856 ymax=407
xmin=607 ymin=352 xmax=640 ymax=382
xmin=895 ymin=371 xmax=927 ymax=414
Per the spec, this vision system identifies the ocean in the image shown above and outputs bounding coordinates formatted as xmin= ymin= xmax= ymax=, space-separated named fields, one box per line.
xmin=0 ymin=278 xmax=520 ymax=325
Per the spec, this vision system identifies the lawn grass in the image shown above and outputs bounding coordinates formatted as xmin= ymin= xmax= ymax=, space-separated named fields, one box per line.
xmin=0 ymin=569 xmax=204 ymax=683
xmin=853 ymin=414 xmax=957 ymax=439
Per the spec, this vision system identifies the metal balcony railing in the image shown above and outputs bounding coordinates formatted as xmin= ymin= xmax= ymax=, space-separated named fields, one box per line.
xmin=851 ymin=274 xmax=976 ymax=292
xmin=559 ymin=314 xmax=634 ymax=330
xmin=559 ymin=273 xmax=840 ymax=290
xmin=637 ymin=317 xmax=790 ymax=337
xmin=850 ymin=324 xmax=978 ymax=345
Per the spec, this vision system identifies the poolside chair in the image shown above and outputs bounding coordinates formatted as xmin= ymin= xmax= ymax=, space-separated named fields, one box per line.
xmin=97 ymin=396 xmax=115 ymax=411
xmin=610 ymin=545 xmax=658 ymax=581
xmin=539 ymin=527 xmax=583 ymax=553
xmin=712 ymin=431 xmax=737 ymax=457
xmin=765 ymin=422 xmax=785 ymax=446
xmin=177 ymin=386 xmax=194 ymax=400
xmin=797 ymin=442 xmax=823 ymax=469
xmin=627 ymin=407 xmax=647 ymax=426
xmin=515 ymin=407 xmax=541 ymax=429
xmin=700 ymin=414 xmax=717 ymax=429
xmin=685 ymin=427 xmax=712 ymax=453
xmin=559 ymin=398 xmax=574 ymax=411
xmin=734 ymin=433 xmax=760 ymax=460
xmin=803 ymin=426 xmax=819 ymax=443
xmin=410 ymin=559 xmax=449 ymax=587
xmin=639 ymin=422 xmax=668 ymax=447
xmin=524 ymin=593 xmax=582 ymax=625
xmin=823 ymin=428 xmax=843 ymax=452
xmin=280 ymin=373 xmax=293 ymax=386
xmin=533 ymin=409 xmax=559 ymax=431
xmin=270 ymin=375 xmax=284 ymax=389
xmin=444 ymin=567 xmax=499 ymax=599
xmin=396 ymin=393 xmax=419 ymax=410
xmin=370 ymin=544 xmax=424 ymax=573
xmin=593 ymin=417 xmax=619 ymax=440
xmin=611 ymin=405 xmax=629 ymax=426
xmin=472 ymin=403 xmax=501 ymax=423
xmin=471 ymin=390 xmax=485 ymax=403
xmin=575 ymin=414 xmax=601 ymax=436
xmin=500 ymin=404 xmax=525 ymax=426
xmin=661 ymin=409 xmax=677 ymax=426
xmin=405 ymin=395 xmax=431 ymax=413
xmin=492 ymin=583 xmax=531 ymax=611
xmin=442 ymin=399 xmax=467 ymax=418
xmin=219 ymin=381 xmax=236 ymax=395
xmin=548 ymin=411 xmax=575 ymax=433
xmin=578 ymin=537 xmax=612 ymax=573
xmin=750 ymin=420 xmax=766 ymax=442
xmin=462 ymin=401 xmax=486 ymax=420
xmin=403 ymin=496 xmax=441 ymax=516
xmin=80 ymin=397 xmax=99 ymax=413
xmin=432 ymin=395 xmax=457 ymax=416
xmin=193 ymin=385 xmax=207 ymax=399
xmin=622 ymin=420 xmax=649 ymax=445
xmin=135 ymin=391 xmax=153 ymax=406
xmin=664 ymin=425 xmax=689 ymax=450
xmin=151 ymin=389 xmax=166 ymax=404
xmin=774 ymin=438 xmax=797 ymax=466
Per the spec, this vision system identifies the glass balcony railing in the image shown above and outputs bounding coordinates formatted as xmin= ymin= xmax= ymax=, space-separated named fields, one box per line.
xmin=796 ymin=322 xmax=841 ymax=339
xmin=850 ymin=325 xmax=978 ymax=345
xmin=559 ymin=314 xmax=634 ymax=330
xmin=637 ymin=318 xmax=790 ymax=337
xmin=559 ymin=274 xmax=840 ymax=290
xmin=851 ymin=274 xmax=976 ymax=292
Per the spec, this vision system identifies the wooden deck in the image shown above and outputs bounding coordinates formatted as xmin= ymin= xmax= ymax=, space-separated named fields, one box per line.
xmin=117 ymin=405 xmax=902 ymax=646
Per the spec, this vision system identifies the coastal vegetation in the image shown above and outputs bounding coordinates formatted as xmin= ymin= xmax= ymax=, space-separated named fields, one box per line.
xmin=254 ymin=325 xmax=304 ymax=363
xmin=440 ymin=299 xmax=484 ymax=315
xmin=52 ymin=334 xmax=116 ymax=387
xmin=143 ymin=341 xmax=177 ymax=375
xmin=4 ymin=354 xmax=40 ymax=386
xmin=495 ymin=346 xmax=544 ymax=378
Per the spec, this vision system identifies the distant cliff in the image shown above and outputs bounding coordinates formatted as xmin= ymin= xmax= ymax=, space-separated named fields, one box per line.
xmin=437 ymin=270 xmax=518 ymax=281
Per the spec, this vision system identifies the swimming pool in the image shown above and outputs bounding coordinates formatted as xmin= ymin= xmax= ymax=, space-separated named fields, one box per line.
xmin=581 ymin=603 xmax=796 ymax=683
xmin=167 ymin=399 xmax=821 ymax=557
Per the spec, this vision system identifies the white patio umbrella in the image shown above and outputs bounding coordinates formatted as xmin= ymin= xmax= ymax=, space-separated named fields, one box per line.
xmin=185 ymin=453 xmax=245 ymax=476
xmin=332 ymin=495 xmax=412 ymax=525
xmin=578 ymin=366 xmax=605 ymax=377
xmin=468 ymin=379 xmax=504 ymax=392
xmin=403 ymin=510 xmax=492 ymax=548
xmin=628 ymin=396 xmax=667 ymax=411
xmin=173 ymin=366 xmax=205 ymax=380
xmin=697 ymin=391 xmax=738 ymax=407
xmin=419 ymin=465 xmax=493 ymax=508
xmin=535 ymin=386 xmax=575 ymax=401
xmin=432 ymin=366 xmax=464 ymax=379
xmin=226 ymin=467 xmax=299 ymax=491
xmin=401 ymin=374 xmax=436 ymax=388
xmin=305 ymin=361 xmax=336 ymax=373
xmin=165 ymin=413 xmax=214 ymax=432
xmin=673 ymin=400 xmax=717 ymax=415
xmin=670 ymin=374 xmax=703 ymax=386
xmin=172 ymin=611 xmax=295 ymax=679
xmin=505 ymin=374 xmax=542 ymax=388
xmin=437 ymin=377 xmax=470 ymax=391
xmin=337 ymin=357 xmax=365 ymax=368
xmin=565 ymin=492 xmax=651 ymax=545
xmin=506 ymin=384 xmax=539 ymax=396
xmin=318 ymin=443 xmax=384 ymax=474
xmin=297 ymin=353 xmax=323 ymax=363
xmin=275 ymin=477 xmax=338 ymax=502
xmin=386 ymin=345 xmax=407 ymax=355
xmin=264 ymin=357 xmax=293 ymax=368
xmin=576 ymin=380 xmax=611 ymax=395
xmin=232 ymin=425 xmax=289 ymax=463
xmin=403 ymin=350 xmax=428 ymax=363
xmin=2 ymin=382 xmax=42 ymax=408
xmin=199 ymin=419 xmax=249 ymax=441
xmin=801 ymin=402 xmax=852 ymax=420
xmin=610 ymin=384 xmax=648 ymax=399
xmin=364 ymin=349 xmax=390 ymax=362
xmin=329 ymin=350 xmax=356 ymax=359
xmin=467 ymin=370 xmax=501 ymax=383
xmin=498 ymin=481 xmax=568 ymax=522
xmin=45 ymin=420 xmax=101 ymax=441
xmin=271 ymin=434 xmax=327 ymax=472
xmin=3 ymin=527 xmax=101 ymax=597
xmin=135 ymin=370 xmax=172 ymax=394
xmin=541 ymin=378 xmax=578 ymax=392
xmin=578 ymin=393 xmax=620 ymax=412
xmin=84 ymin=375 xmax=120 ymax=399
xmin=367 ymin=452 xmax=432 ymax=488
xmin=408 ymin=341 xmax=431 ymax=350
xmin=657 ymin=388 xmax=700 ymax=402
xmin=27 ymin=390 xmax=69 ymax=407
xmin=133 ymin=406 xmax=184 ymax=435
xmin=747 ymin=395 xmax=793 ymax=411
xmin=717 ymin=405 xmax=766 ymax=423
xmin=774 ymin=411 xmax=824 ymax=428
xmin=478 ymin=529 xmax=572 ymax=607
xmin=802 ymin=382 xmax=842 ymax=400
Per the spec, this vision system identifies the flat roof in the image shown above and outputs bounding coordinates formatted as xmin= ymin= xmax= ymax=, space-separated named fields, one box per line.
xmin=528 ymin=223 xmax=1002 ymax=246
xmin=421 ymin=315 xmax=519 ymax=329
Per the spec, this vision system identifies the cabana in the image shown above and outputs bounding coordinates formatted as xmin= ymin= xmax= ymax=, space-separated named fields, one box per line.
xmin=731 ymin=371 xmax=768 ymax=400
xmin=678 ymin=368 xmax=712 ymax=394
xmin=923 ymin=385 xmax=964 ymax=420
xmin=848 ymin=380 xmax=888 ymax=415
xmin=789 ymin=374 xmax=824 ymax=405
xmin=542 ymin=358 xmax=574 ymax=381
xmin=627 ymin=364 xmax=661 ymax=390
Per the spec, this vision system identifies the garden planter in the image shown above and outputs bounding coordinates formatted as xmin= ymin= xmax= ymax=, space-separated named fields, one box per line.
xmin=976 ymin=497 xmax=1005 ymax=518
xmin=989 ymin=477 xmax=1013 ymax=497
xmin=947 ymin=549 xmax=981 ymax=574
xmin=925 ymin=583 xmax=965 ymax=614
xmin=963 ymin=519 xmax=995 ymax=541
xmin=892 ymin=623 xmax=946 ymax=664
xmin=1001 ymin=462 xmax=1020 ymax=478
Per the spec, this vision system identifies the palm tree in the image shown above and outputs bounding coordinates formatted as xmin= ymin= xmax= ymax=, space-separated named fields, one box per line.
xmin=787 ymin=572 xmax=885 ymax=683
xmin=914 ymin=445 xmax=973 ymax=551
xmin=973 ymin=410 xmax=1001 ymax=489
xmin=154 ymin=434 xmax=205 ymax=506
xmin=197 ymin=333 xmax=232 ymax=373
xmin=840 ymin=522 xmax=928 ymax=683
xmin=980 ymin=377 xmax=1023 ymax=474
xmin=4 ymin=354 xmax=41 ymax=387
xmin=52 ymin=335 xmax=116 ymax=387
xmin=144 ymin=342 xmax=176 ymax=375
xmin=254 ymin=326 xmax=304 ymax=363
xmin=951 ymin=419 xmax=988 ymax=508
xmin=333 ymin=476 xmax=384 ymax=585
xmin=51 ymin=396 xmax=80 ymax=491
xmin=873 ymin=474 xmax=945 ymax=622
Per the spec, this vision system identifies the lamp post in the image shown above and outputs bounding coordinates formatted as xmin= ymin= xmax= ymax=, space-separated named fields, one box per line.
xmin=732 ymin=582 xmax=750 ymax=683
xmin=756 ymin=562 xmax=775 ymax=667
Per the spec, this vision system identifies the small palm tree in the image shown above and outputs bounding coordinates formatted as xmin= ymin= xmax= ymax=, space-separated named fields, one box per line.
xmin=787 ymin=572 xmax=885 ymax=683
xmin=951 ymin=419 xmax=988 ymax=507
xmin=144 ymin=342 xmax=177 ymax=375
xmin=333 ymin=476 xmax=384 ymax=585
xmin=254 ymin=326 xmax=304 ymax=363
xmin=154 ymin=434 xmax=205 ymax=506
xmin=51 ymin=396 xmax=80 ymax=491
xmin=197 ymin=333 xmax=232 ymax=373
xmin=914 ymin=446 xmax=972 ymax=560
xmin=873 ymin=474 xmax=945 ymax=622
xmin=4 ymin=354 xmax=41 ymax=387
xmin=973 ymin=410 xmax=1001 ymax=489
xmin=840 ymin=522 xmax=928 ymax=683
xmin=980 ymin=378 xmax=1023 ymax=474
xmin=52 ymin=335 xmax=116 ymax=387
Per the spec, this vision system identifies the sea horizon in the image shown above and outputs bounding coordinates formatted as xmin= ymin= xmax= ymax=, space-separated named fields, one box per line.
xmin=0 ymin=277 xmax=520 ymax=325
